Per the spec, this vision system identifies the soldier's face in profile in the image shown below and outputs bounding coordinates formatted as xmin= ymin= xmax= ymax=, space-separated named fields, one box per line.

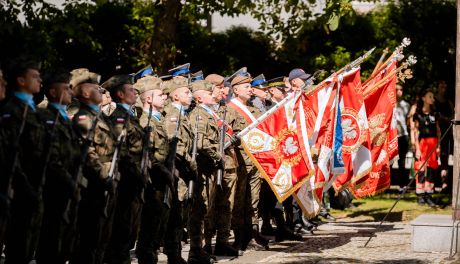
xmin=176 ymin=87 xmax=192 ymax=106
xmin=269 ymin=87 xmax=285 ymax=101
xmin=121 ymin=84 xmax=137 ymax=105
xmin=54 ymin=82 xmax=73 ymax=105
xmin=20 ymin=68 xmax=41 ymax=94
xmin=197 ymin=90 xmax=214 ymax=105
xmin=212 ymin=85 xmax=224 ymax=102
xmin=234 ymin=83 xmax=252 ymax=102
xmin=0 ymin=70 xmax=6 ymax=101
xmin=89 ymin=84 xmax=103 ymax=105
xmin=151 ymin=89 xmax=166 ymax=110
xmin=252 ymin=87 xmax=268 ymax=100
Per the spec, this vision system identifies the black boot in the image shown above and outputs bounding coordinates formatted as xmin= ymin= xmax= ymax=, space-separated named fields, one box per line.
xmin=261 ymin=219 xmax=275 ymax=236
xmin=417 ymin=193 xmax=426 ymax=205
xmin=214 ymin=242 xmax=239 ymax=256
xmin=424 ymin=193 xmax=436 ymax=207
xmin=248 ymin=224 xmax=269 ymax=250
xmin=231 ymin=229 xmax=242 ymax=251
xmin=203 ymin=244 xmax=213 ymax=255
xmin=319 ymin=208 xmax=336 ymax=222
xmin=274 ymin=209 xmax=302 ymax=242
xmin=187 ymin=247 xmax=216 ymax=264
xmin=167 ymin=254 xmax=187 ymax=264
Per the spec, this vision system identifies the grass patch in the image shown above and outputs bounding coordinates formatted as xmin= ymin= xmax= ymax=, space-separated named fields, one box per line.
xmin=330 ymin=192 xmax=452 ymax=222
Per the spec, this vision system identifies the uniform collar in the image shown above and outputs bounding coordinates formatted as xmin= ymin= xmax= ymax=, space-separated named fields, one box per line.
xmin=143 ymin=108 xmax=161 ymax=121
xmin=49 ymin=102 xmax=69 ymax=121
xmin=82 ymin=103 xmax=100 ymax=114
xmin=172 ymin=102 xmax=186 ymax=116
xmin=117 ymin=103 xmax=134 ymax=116
xmin=14 ymin=92 xmax=36 ymax=112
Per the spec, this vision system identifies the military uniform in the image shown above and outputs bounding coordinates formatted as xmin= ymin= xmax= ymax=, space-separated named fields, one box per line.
xmin=225 ymin=102 xmax=262 ymax=227
xmin=135 ymin=108 xmax=171 ymax=264
xmin=188 ymin=101 xmax=223 ymax=252
xmin=162 ymin=102 xmax=196 ymax=261
xmin=104 ymin=104 xmax=145 ymax=264
xmin=71 ymin=103 xmax=117 ymax=264
xmin=205 ymin=104 xmax=239 ymax=248
xmin=1 ymin=95 xmax=47 ymax=264
xmin=225 ymin=73 xmax=267 ymax=250
xmin=35 ymin=103 xmax=81 ymax=264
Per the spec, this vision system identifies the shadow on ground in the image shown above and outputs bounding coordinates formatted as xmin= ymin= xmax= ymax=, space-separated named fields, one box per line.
xmin=278 ymin=257 xmax=431 ymax=264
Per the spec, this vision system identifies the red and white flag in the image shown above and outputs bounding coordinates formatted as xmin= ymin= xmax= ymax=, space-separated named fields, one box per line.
xmin=352 ymin=60 xmax=398 ymax=197
xmin=293 ymin=77 xmax=343 ymax=218
xmin=333 ymin=67 xmax=372 ymax=191
xmin=240 ymin=94 xmax=315 ymax=202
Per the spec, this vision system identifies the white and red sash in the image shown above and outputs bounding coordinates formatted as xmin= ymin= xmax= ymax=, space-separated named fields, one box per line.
xmin=227 ymin=98 xmax=256 ymax=124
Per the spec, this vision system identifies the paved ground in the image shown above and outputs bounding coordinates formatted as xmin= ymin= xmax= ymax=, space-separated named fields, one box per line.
xmin=2 ymin=215 xmax=457 ymax=263
xmin=149 ymin=216 xmax=459 ymax=264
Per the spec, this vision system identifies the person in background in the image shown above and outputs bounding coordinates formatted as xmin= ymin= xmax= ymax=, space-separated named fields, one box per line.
xmin=434 ymin=80 xmax=453 ymax=192
xmin=394 ymin=84 xmax=410 ymax=191
xmin=411 ymin=89 xmax=439 ymax=207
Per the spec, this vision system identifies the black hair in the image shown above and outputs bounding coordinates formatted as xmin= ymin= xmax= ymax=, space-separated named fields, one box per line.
xmin=415 ymin=88 xmax=436 ymax=116
xmin=103 ymin=74 xmax=133 ymax=103
xmin=4 ymin=57 xmax=40 ymax=90
xmin=42 ymin=70 xmax=71 ymax=99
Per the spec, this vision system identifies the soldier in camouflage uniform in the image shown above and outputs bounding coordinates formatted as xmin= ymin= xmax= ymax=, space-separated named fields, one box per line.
xmin=102 ymin=75 xmax=145 ymax=264
xmin=162 ymin=77 xmax=201 ymax=264
xmin=134 ymin=76 xmax=172 ymax=264
xmin=34 ymin=71 xmax=81 ymax=263
xmin=200 ymin=74 xmax=239 ymax=257
xmin=67 ymin=68 xmax=101 ymax=120
xmin=225 ymin=75 xmax=269 ymax=252
xmin=70 ymin=81 xmax=117 ymax=264
xmin=188 ymin=80 xmax=229 ymax=262
xmin=1 ymin=60 xmax=47 ymax=264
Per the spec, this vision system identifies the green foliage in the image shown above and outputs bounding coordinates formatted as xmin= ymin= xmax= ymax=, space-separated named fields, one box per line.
xmin=0 ymin=0 xmax=455 ymax=101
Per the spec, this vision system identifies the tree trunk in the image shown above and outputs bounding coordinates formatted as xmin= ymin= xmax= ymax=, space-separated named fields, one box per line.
xmin=453 ymin=0 xmax=460 ymax=220
xmin=150 ymin=0 xmax=183 ymax=75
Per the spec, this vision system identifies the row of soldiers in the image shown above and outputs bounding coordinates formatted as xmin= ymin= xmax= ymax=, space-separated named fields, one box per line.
xmin=0 ymin=60 xmax=328 ymax=264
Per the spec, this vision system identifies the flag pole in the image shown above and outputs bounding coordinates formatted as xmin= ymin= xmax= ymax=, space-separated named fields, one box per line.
xmin=223 ymin=91 xmax=301 ymax=149
xmin=370 ymin=47 xmax=389 ymax=77
xmin=305 ymin=47 xmax=376 ymax=97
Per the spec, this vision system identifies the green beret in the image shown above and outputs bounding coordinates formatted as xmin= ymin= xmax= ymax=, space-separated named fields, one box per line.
xmin=134 ymin=76 xmax=163 ymax=94
xmin=70 ymin=68 xmax=101 ymax=88
xmin=164 ymin=77 xmax=189 ymax=94
xmin=191 ymin=80 xmax=213 ymax=93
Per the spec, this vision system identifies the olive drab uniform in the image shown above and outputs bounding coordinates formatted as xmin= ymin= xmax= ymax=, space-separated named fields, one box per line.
xmin=35 ymin=103 xmax=81 ymax=264
xmin=225 ymin=99 xmax=263 ymax=246
xmin=135 ymin=109 xmax=171 ymax=264
xmin=204 ymin=103 xmax=238 ymax=247
xmin=162 ymin=102 xmax=196 ymax=259
xmin=1 ymin=95 xmax=47 ymax=264
xmin=104 ymin=104 xmax=145 ymax=264
xmin=188 ymin=104 xmax=222 ymax=249
xmin=71 ymin=103 xmax=117 ymax=264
